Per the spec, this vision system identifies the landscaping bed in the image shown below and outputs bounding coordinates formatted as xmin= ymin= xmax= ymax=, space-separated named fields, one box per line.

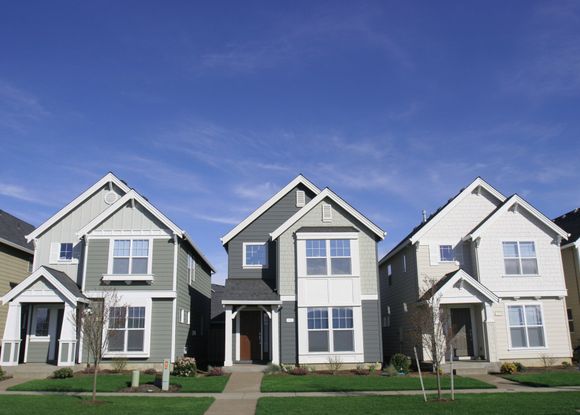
xmin=256 ymin=392 xmax=580 ymax=415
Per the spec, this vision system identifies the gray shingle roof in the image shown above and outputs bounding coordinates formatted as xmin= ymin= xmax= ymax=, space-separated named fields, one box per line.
xmin=43 ymin=266 xmax=86 ymax=300
xmin=554 ymin=208 xmax=580 ymax=244
xmin=211 ymin=284 xmax=225 ymax=322
xmin=0 ymin=209 xmax=35 ymax=252
xmin=222 ymin=278 xmax=278 ymax=302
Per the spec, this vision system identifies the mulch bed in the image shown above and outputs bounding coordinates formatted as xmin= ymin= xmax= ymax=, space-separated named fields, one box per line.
xmin=119 ymin=383 xmax=181 ymax=393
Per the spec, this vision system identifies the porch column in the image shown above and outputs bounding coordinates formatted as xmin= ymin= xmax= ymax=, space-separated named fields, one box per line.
xmin=58 ymin=302 xmax=77 ymax=367
xmin=483 ymin=303 xmax=497 ymax=363
xmin=1 ymin=302 xmax=21 ymax=366
xmin=271 ymin=306 xmax=280 ymax=365
xmin=224 ymin=305 xmax=233 ymax=367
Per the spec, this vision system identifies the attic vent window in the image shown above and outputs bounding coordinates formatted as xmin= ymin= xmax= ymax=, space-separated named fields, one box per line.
xmin=322 ymin=203 xmax=332 ymax=222
xmin=104 ymin=191 xmax=119 ymax=205
xmin=296 ymin=190 xmax=306 ymax=207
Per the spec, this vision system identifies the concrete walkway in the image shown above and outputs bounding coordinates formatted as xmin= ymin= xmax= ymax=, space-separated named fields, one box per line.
xmin=205 ymin=372 xmax=263 ymax=415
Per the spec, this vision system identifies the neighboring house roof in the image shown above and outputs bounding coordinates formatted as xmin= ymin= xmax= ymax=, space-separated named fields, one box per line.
xmin=211 ymin=284 xmax=225 ymax=322
xmin=0 ymin=209 xmax=35 ymax=254
xmin=464 ymin=194 xmax=569 ymax=242
xmin=220 ymin=174 xmax=321 ymax=246
xmin=270 ymin=188 xmax=385 ymax=241
xmin=554 ymin=208 xmax=580 ymax=246
xmin=221 ymin=279 xmax=281 ymax=304
xmin=379 ymin=177 xmax=506 ymax=266
xmin=27 ymin=172 xmax=131 ymax=242
xmin=419 ymin=269 xmax=499 ymax=304
xmin=1 ymin=265 xmax=88 ymax=305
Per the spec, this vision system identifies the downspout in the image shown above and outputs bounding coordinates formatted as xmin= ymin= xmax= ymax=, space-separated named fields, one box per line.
xmin=171 ymin=233 xmax=178 ymax=362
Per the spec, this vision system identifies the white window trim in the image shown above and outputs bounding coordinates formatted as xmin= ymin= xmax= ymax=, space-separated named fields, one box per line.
xmin=187 ymin=311 xmax=191 ymax=325
xmin=306 ymin=307 xmax=356 ymax=354
xmin=103 ymin=297 xmax=152 ymax=358
xmin=501 ymin=240 xmax=540 ymax=277
xmin=505 ymin=302 xmax=548 ymax=350
xmin=439 ymin=244 xmax=455 ymax=263
xmin=242 ymin=242 xmax=269 ymax=269
xmin=304 ymin=239 xmax=355 ymax=277
xmin=49 ymin=242 xmax=79 ymax=265
xmin=179 ymin=308 xmax=185 ymax=324
xmin=403 ymin=255 xmax=407 ymax=273
xmin=29 ymin=306 xmax=54 ymax=342
xmin=322 ymin=203 xmax=333 ymax=222
xmin=107 ymin=238 xmax=154 ymax=276
xmin=387 ymin=264 xmax=392 ymax=276
xmin=187 ymin=253 xmax=196 ymax=284
xmin=296 ymin=234 xmax=360 ymax=278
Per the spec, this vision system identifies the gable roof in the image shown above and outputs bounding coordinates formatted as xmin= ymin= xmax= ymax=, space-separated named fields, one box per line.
xmin=27 ymin=172 xmax=131 ymax=242
xmin=270 ymin=188 xmax=385 ymax=240
xmin=1 ymin=266 xmax=88 ymax=305
xmin=220 ymin=175 xmax=321 ymax=246
xmin=0 ymin=209 xmax=35 ymax=254
xmin=379 ymin=177 xmax=506 ymax=266
xmin=554 ymin=208 xmax=580 ymax=246
xmin=465 ymin=194 xmax=569 ymax=241
xmin=419 ymin=269 xmax=499 ymax=304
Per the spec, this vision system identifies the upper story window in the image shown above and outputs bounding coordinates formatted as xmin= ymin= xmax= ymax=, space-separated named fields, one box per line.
xmin=187 ymin=253 xmax=196 ymax=284
xmin=243 ymin=242 xmax=268 ymax=268
xmin=508 ymin=304 xmax=545 ymax=348
xmin=59 ymin=243 xmax=73 ymax=261
xmin=306 ymin=239 xmax=352 ymax=276
xmin=113 ymin=239 xmax=150 ymax=275
xmin=439 ymin=245 xmax=454 ymax=262
xmin=50 ymin=242 xmax=77 ymax=264
xmin=502 ymin=241 xmax=538 ymax=275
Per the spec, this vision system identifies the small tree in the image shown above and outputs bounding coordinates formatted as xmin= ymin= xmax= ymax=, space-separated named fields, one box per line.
xmin=78 ymin=290 xmax=122 ymax=402
xmin=409 ymin=277 xmax=453 ymax=401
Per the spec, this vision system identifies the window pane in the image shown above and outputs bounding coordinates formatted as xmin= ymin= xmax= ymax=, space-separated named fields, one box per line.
xmin=308 ymin=331 xmax=329 ymax=352
xmin=334 ymin=330 xmax=354 ymax=352
xmin=127 ymin=330 xmax=144 ymax=351
xmin=521 ymin=258 xmax=538 ymax=275
xmin=306 ymin=240 xmax=326 ymax=257
xmin=60 ymin=243 xmax=73 ymax=260
xmin=308 ymin=308 xmax=328 ymax=329
xmin=510 ymin=327 xmax=528 ymax=348
xmin=108 ymin=330 xmax=125 ymax=351
xmin=113 ymin=258 xmax=130 ymax=274
xmin=128 ymin=307 xmax=145 ymax=328
xmin=503 ymin=242 xmax=519 ymax=258
xmin=245 ymin=244 xmax=266 ymax=266
xmin=525 ymin=305 xmax=543 ymax=325
xmin=109 ymin=307 xmax=127 ymax=329
xmin=519 ymin=242 xmax=536 ymax=258
xmin=331 ymin=258 xmax=352 ymax=275
xmin=307 ymin=258 xmax=327 ymax=275
xmin=527 ymin=327 xmax=545 ymax=347
xmin=439 ymin=245 xmax=453 ymax=261
xmin=131 ymin=258 xmax=148 ymax=274
xmin=330 ymin=240 xmax=350 ymax=257
xmin=132 ymin=240 xmax=149 ymax=257
xmin=114 ymin=240 xmax=130 ymax=256
xmin=35 ymin=308 xmax=50 ymax=336
xmin=508 ymin=306 xmax=525 ymax=326
xmin=504 ymin=258 xmax=521 ymax=275
xmin=332 ymin=308 xmax=353 ymax=329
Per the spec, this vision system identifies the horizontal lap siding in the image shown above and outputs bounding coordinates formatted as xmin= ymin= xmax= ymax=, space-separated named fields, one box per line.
xmin=84 ymin=239 xmax=109 ymax=290
xmin=562 ymin=246 xmax=580 ymax=348
xmin=27 ymin=342 xmax=50 ymax=363
xmin=150 ymin=299 xmax=173 ymax=362
xmin=280 ymin=301 xmax=297 ymax=364
xmin=362 ymin=300 xmax=382 ymax=362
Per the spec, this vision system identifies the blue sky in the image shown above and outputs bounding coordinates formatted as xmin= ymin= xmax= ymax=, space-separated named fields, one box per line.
xmin=1 ymin=1 xmax=579 ymax=284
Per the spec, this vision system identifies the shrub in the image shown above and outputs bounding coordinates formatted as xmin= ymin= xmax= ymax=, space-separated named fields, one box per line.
xmin=539 ymin=353 xmax=556 ymax=369
xmin=327 ymin=356 xmax=343 ymax=374
xmin=281 ymin=364 xmax=294 ymax=373
xmin=382 ymin=364 xmax=398 ymax=377
xmin=573 ymin=347 xmax=580 ymax=363
xmin=354 ymin=364 xmax=369 ymax=375
xmin=207 ymin=366 xmax=224 ymax=376
xmin=368 ymin=362 xmax=379 ymax=374
xmin=513 ymin=361 xmax=526 ymax=372
xmin=562 ymin=361 xmax=571 ymax=368
xmin=53 ymin=367 xmax=74 ymax=379
xmin=264 ymin=363 xmax=282 ymax=374
xmin=389 ymin=353 xmax=411 ymax=374
xmin=0 ymin=366 xmax=5 ymax=379
xmin=143 ymin=368 xmax=157 ymax=375
xmin=111 ymin=358 xmax=127 ymax=373
xmin=500 ymin=362 xmax=517 ymax=374
xmin=172 ymin=357 xmax=197 ymax=377
xmin=289 ymin=366 xmax=308 ymax=376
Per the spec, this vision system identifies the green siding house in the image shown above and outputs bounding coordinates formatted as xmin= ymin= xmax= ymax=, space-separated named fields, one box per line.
xmin=1 ymin=173 xmax=214 ymax=368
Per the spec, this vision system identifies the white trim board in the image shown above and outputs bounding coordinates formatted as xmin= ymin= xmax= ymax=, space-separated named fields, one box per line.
xmin=27 ymin=172 xmax=131 ymax=242
xmin=221 ymin=174 xmax=321 ymax=245
xmin=270 ymin=188 xmax=385 ymax=241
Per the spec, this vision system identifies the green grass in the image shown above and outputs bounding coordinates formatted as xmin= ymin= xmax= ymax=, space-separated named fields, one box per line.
xmin=0 ymin=396 xmax=214 ymax=415
xmin=7 ymin=373 xmax=229 ymax=393
xmin=256 ymin=392 xmax=580 ymax=415
xmin=261 ymin=374 xmax=495 ymax=392
xmin=504 ymin=371 xmax=580 ymax=387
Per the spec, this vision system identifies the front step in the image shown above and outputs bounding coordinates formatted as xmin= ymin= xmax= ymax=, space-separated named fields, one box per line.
xmin=442 ymin=361 xmax=497 ymax=375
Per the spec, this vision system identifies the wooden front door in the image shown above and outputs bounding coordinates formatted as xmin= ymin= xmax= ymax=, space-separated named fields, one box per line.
xmin=450 ymin=308 xmax=474 ymax=358
xmin=240 ymin=311 xmax=261 ymax=361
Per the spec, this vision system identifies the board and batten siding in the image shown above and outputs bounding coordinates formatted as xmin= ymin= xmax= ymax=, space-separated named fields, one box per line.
xmin=94 ymin=202 xmax=168 ymax=233
xmin=227 ymin=184 xmax=315 ymax=280
xmin=562 ymin=246 xmax=580 ymax=348
xmin=0 ymin=244 xmax=32 ymax=342
xmin=84 ymin=238 xmax=174 ymax=291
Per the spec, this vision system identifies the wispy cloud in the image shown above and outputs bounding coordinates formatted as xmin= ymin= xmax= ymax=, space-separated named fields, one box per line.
xmin=0 ymin=182 xmax=56 ymax=206
xmin=234 ymin=181 xmax=278 ymax=201
xmin=0 ymin=81 xmax=49 ymax=132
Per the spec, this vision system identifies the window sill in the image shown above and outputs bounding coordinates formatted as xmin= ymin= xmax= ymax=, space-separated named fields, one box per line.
xmin=29 ymin=336 xmax=50 ymax=343
xmin=103 ymin=352 xmax=150 ymax=358
xmin=102 ymin=274 xmax=154 ymax=285
xmin=507 ymin=346 xmax=547 ymax=351
xmin=242 ymin=265 xmax=269 ymax=269
xmin=502 ymin=274 xmax=540 ymax=278
xmin=304 ymin=274 xmax=360 ymax=278
xmin=50 ymin=259 xmax=79 ymax=265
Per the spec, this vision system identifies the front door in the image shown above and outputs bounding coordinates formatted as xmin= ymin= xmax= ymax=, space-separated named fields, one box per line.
xmin=239 ymin=311 xmax=261 ymax=361
xmin=450 ymin=308 xmax=474 ymax=358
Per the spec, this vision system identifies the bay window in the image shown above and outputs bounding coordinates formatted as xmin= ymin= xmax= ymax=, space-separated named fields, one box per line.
xmin=508 ymin=304 xmax=545 ymax=348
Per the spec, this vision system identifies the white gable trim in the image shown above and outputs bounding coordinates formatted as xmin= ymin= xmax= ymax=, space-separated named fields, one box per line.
xmin=27 ymin=172 xmax=131 ymax=242
xmin=220 ymin=175 xmax=321 ymax=246
xmin=0 ymin=237 xmax=34 ymax=255
xmin=466 ymin=195 xmax=569 ymax=241
xmin=1 ymin=266 xmax=87 ymax=305
xmin=76 ymin=189 xmax=183 ymax=239
xmin=432 ymin=269 xmax=499 ymax=304
xmin=270 ymin=188 xmax=386 ymax=240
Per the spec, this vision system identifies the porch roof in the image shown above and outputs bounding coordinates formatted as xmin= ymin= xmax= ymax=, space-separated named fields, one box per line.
xmin=221 ymin=278 xmax=281 ymax=305
xmin=420 ymin=269 xmax=499 ymax=304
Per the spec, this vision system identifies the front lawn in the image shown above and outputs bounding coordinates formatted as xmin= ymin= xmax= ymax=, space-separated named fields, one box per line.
xmin=504 ymin=371 xmax=580 ymax=387
xmin=261 ymin=374 xmax=495 ymax=392
xmin=7 ymin=373 xmax=229 ymax=393
xmin=256 ymin=392 xmax=580 ymax=415
xmin=0 ymin=395 xmax=214 ymax=415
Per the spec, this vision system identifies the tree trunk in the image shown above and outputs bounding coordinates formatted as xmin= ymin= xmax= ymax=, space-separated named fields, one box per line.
xmin=435 ymin=363 xmax=442 ymax=400
xmin=92 ymin=360 xmax=98 ymax=402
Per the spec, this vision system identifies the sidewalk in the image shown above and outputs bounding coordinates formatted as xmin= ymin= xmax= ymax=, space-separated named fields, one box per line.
xmin=205 ymin=372 xmax=263 ymax=415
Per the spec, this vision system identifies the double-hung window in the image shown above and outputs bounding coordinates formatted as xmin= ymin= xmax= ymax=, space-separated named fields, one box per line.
xmin=243 ymin=242 xmax=268 ymax=268
xmin=439 ymin=245 xmax=454 ymax=262
xmin=112 ymin=240 xmax=150 ymax=274
xmin=502 ymin=241 xmax=538 ymax=275
xmin=108 ymin=306 xmax=146 ymax=353
xmin=306 ymin=239 xmax=352 ymax=276
xmin=332 ymin=308 xmax=354 ymax=351
xmin=187 ymin=253 xmax=196 ymax=284
xmin=59 ymin=243 xmax=73 ymax=261
xmin=508 ymin=305 xmax=545 ymax=348
xmin=307 ymin=307 xmax=355 ymax=352
xmin=307 ymin=308 xmax=329 ymax=352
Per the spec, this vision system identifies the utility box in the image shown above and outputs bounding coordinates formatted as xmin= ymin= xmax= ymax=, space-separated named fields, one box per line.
xmin=162 ymin=359 xmax=170 ymax=391
xmin=131 ymin=370 xmax=140 ymax=388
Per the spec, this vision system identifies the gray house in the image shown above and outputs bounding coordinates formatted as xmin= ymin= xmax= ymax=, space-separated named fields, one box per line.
xmin=1 ymin=172 xmax=214 ymax=368
xmin=220 ymin=175 xmax=385 ymax=367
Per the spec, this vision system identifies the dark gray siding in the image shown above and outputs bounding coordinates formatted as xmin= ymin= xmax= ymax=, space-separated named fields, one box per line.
xmin=227 ymin=184 xmax=315 ymax=281
xmin=362 ymin=300 xmax=382 ymax=362
xmin=280 ymin=301 xmax=297 ymax=364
